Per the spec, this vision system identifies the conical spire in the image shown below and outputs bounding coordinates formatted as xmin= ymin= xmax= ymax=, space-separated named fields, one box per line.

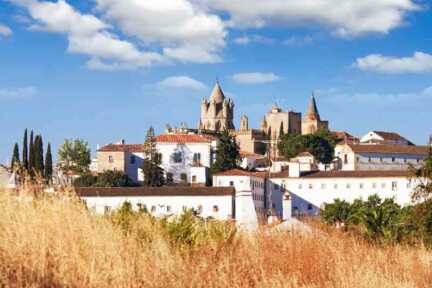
xmin=209 ymin=80 xmax=225 ymax=103
xmin=305 ymin=93 xmax=320 ymax=121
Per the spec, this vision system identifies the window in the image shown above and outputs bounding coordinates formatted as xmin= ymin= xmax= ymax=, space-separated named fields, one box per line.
xmin=372 ymin=183 xmax=377 ymax=189
xmin=108 ymin=155 xmax=114 ymax=163
xmin=151 ymin=206 xmax=156 ymax=213
xmin=192 ymin=175 xmax=197 ymax=183
xmin=417 ymin=158 xmax=420 ymax=163
xmin=404 ymin=158 xmax=407 ymax=163
xmin=274 ymin=183 xmax=279 ymax=190
xmin=130 ymin=155 xmax=136 ymax=164
xmin=213 ymin=205 xmax=219 ymax=212
xmin=298 ymin=184 xmax=302 ymax=189
xmin=104 ymin=206 xmax=111 ymax=214
xmin=321 ymin=183 xmax=326 ymax=189
xmin=368 ymin=157 xmax=372 ymax=163
xmin=334 ymin=183 xmax=338 ymax=189
xmin=307 ymin=204 xmax=313 ymax=210
xmin=309 ymin=184 xmax=313 ymax=189
xmin=381 ymin=183 xmax=386 ymax=188
xmin=173 ymin=152 xmax=182 ymax=163
xmin=166 ymin=206 xmax=172 ymax=212
xmin=229 ymin=181 xmax=234 ymax=186
xmin=193 ymin=153 xmax=201 ymax=163
xmin=392 ymin=181 xmax=398 ymax=191
xmin=344 ymin=154 xmax=348 ymax=164
xmin=380 ymin=157 xmax=383 ymax=163
xmin=346 ymin=183 xmax=351 ymax=189
xmin=392 ymin=157 xmax=396 ymax=163
xmin=180 ymin=173 xmax=187 ymax=183
xmin=166 ymin=173 xmax=173 ymax=184
xmin=359 ymin=183 xmax=364 ymax=189
xmin=356 ymin=156 xmax=360 ymax=163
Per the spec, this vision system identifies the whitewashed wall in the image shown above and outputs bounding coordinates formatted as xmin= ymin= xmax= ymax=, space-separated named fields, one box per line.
xmin=82 ymin=195 xmax=233 ymax=220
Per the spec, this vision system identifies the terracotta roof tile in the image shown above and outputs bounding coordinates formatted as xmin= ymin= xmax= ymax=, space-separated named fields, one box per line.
xmin=214 ymin=168 xmax=267 ymax=178
xmin=300 ymin=170 xmax=411 ymax=178
xmin=373 ymin=131 xmax=410 ymax=142
xmin=155 ymin=134 xmax=216 ymax=143
xmin=98 ymin=144 xmax=143 ymax=153
xmin=348 ymin=144 xmax=430 ymax=155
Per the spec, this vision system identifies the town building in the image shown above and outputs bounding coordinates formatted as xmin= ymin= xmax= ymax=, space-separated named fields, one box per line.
xmin=360 ymin=131 xmax=414 ymax=145
xmin=301 ymin=94 xmax=329 ymax=135
xmin=260 ymin=104 xmax=302 ymax=140
xmin=334 ymin=143 xmax=430 ymax=171
xmin=198 ymin=81 xmax=234 ymax=131
xmin=269 ymin=170 xmax=417 ymax=216
xmin=96 ymin=133 xmax=218 ymax=185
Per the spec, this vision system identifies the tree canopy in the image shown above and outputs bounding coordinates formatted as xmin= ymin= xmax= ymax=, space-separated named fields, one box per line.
xmin=278 ymin=129 xmax=336 ymax=164
xmin=141 ymin=127 xmax=165 ymax=187
xmin=210 ymin=130 xmax=240 ymax=173
xmin=57 ymin=139 xmax=91 ymax=174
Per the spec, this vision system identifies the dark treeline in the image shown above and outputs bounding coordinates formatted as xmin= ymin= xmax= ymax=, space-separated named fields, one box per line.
xmin=10 ymin=129 xmax=53 ymax=182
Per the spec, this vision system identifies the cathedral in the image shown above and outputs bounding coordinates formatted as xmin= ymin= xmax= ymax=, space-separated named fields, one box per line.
xmin=198 ymin=81 xmax=235 ymax=131
xmin=198 ymin=81 xmax=329 ymax=156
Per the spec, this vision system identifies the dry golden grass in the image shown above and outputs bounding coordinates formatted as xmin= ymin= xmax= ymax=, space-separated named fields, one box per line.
xmin=0 ymin=188 xmax=431 ymax=287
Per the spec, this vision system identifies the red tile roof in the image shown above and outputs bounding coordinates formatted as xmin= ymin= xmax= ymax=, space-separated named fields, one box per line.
xmin=239 ymin=151 xmax=266 ymax=158
xmin=214 ymin=168 xmax=267 ymax=179
xmin=348 ymin=144 xmax=430 ymax=155
xmin=372 ymin=131 xmax=411 ymax=143
xmin=155 ymin=134 xmax=216 ymax=143
xmin=76 ymin=186 xmax=235 ymax=197
xmin=98 ymin=144 xmax=143 ymax=153
xmin=300 ymin=170 xmax=411 ymax=178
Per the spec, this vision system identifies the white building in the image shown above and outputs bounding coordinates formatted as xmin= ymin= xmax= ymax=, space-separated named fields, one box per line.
xmin=360 ymin=131 xmax=413 ymax=145
xmin=97 ymin=133 xmax=218 ymax=185
xmin=270 ymin=170 xmax=418 ymax=217
xmin=78 ymin=187 xmax=234 ymax=220
xmin=334 ymin=143 xmax=430 ymax=171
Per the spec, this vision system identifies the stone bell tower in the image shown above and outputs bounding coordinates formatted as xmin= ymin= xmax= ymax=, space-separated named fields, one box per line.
xmin=198 ymin=80 xmax=235 ymax=131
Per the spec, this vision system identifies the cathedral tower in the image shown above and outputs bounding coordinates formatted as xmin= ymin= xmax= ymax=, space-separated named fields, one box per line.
xmin=198 ymin=81 xmax=235 ymax=131
xmin=301 ymin=93 xmax=329 ymax=135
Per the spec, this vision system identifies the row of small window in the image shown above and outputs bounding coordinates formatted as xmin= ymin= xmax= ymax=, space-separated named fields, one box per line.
xmin=297 ymin=181 xmax=409 ymax=191
xmin=344 ymin=155 xmax=422 ymax=164
xmin=104 ymin=204 xmax=219 ymax=214
xmin=251 ymin=180 xmax=264 ymax=190
xmin=108 ymin=153 xmax=203 ymax=165
xmin=252 ymin=193 xmax=265 ymax=202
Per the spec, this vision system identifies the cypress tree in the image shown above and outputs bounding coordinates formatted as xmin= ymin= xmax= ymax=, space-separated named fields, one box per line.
xmin=22 ymin=129 xmax=28 ymax=170
xmin=142 ymin=127 xmax=165 ymax=187
xmin=279 ymin=122 xmax=284 ymax=138
xmin=34 ymin=135 xmax=44 ymax=177
xmin=44 ymin=143 xmax=53 ymax=182
xmin=11 ymin=143 xmax=20 ymax=170
xmin=29 ymin=130 xmax=34 ymax=175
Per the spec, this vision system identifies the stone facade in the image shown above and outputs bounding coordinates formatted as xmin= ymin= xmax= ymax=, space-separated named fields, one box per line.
xmin=301 ymin=94 xmax=328 ymax=135
xmin=199 ymin=81 xmax=234 ymax=131
xmin=97 ymin=151 xmax=126 ymax=173
xmin=261 ymin=104 xmax=301 ymax=140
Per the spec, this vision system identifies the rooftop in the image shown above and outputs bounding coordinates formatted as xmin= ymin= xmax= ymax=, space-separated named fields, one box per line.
xmin=214 ymin=168 xmax=267 ymax=179
xmin=348 ymin=144 xmax=430 ymax=155
xmin=371 ymin=131 xmax=413 ymax=144
xmin=300 ymin=170 xmax=412 ymax=178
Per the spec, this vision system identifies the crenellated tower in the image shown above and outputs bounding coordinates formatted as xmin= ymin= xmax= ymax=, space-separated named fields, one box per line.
xmin=198 ymin=81 xmax=235 ymax=131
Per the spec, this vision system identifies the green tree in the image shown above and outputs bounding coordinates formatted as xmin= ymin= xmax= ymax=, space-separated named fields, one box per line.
xmin=44 ymin=143 xmax=53 ymax=182
xmin=410 ymin=154 xmax=432 ymax=201
xmin=22 ymin=129 xmax=28 ymax=170
xmin=141 ymin=127 xmax=165 ymax=187
xmin=278 ymin=130 xmax=335 ymax=164
xmin=321 ymin=199 xmax=352 ymax=226
xmin=33 ymin=135 xmax=44 ymax=176
xmin=210 ymin=130 xmax=240 ymax=173
xmin=11 ymin=143 xmax=20 ymax=170
xmin=57 ymin=139 xmax=91 ymax=174
xmin=29 ymin=130 xmax=34 ymax=175
xmin=94 ymin=170 xmax=133 ymax=187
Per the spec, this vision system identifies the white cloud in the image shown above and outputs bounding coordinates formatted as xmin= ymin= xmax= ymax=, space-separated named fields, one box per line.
xmin=11 ymin=0 xmax=164 ymax=70
xmin=232 ymin=72 xmax=281 ymax=84
xmin=156 ymin=76 xmax=207 ymax=90
xmin=0 ymin=24 xmax=12 ymax=37
xmin=95 ymin=0 xmax=226 ymax=64
xmin=0 ymin=86 xmax=37 ymax=100
xmin=354 ymin=52 xmax=432 ymax=74
xmin=233 ymin=34 xmax=275 ymax=45
xmin=233 ymin=36 xmax=250 ymax=45
xmin=319 ymin=86 xmax=432 ymax=105
xmin=204 ymin=0 xmax=420 ymax=37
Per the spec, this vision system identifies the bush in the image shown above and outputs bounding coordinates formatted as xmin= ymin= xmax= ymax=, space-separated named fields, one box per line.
xmin=73 ymin=172 xmax=97 ymax=187
xmin=73 ymin=170 xmax=136 ymax=187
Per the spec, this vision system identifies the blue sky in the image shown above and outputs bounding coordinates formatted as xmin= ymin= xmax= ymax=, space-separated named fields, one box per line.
xmin=0 ymin=0 xmax=431 ymax=163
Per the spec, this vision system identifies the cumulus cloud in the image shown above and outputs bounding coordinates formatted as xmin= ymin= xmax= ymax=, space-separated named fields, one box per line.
xmin=0 ymin=86 xmax=37 ymax=100
xmin=282 ymin=35 xmax=313 ymax=46
xmin=232 ymin=72 xmax=281 ymax=84
xmin=0 ymin=24 xmax=12 ymax=37
xmin=95 ymin=0 xmax=226 ymax=63
xmin=204 ymin=0 xmax=419 ymax=37
xmin=233 ymin=34 xmax=275 ymax=45
xmin=156 ymin=76 xmax=207 ymax=90
xmin=354 ymin=52 xmax=432 ymax=74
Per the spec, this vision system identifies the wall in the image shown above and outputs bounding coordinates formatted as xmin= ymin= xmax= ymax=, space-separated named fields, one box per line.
xmin=97 ymin=151 xmax=126 ymax=173
xmin=279 ymin=176 xmax=418 ymax=216
xmin=83 ymin=195 xmax=233 ymax=220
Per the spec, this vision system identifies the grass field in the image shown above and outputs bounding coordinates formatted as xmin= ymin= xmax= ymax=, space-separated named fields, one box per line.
xmin=0 ymin=187 xmax=431 ymax=287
